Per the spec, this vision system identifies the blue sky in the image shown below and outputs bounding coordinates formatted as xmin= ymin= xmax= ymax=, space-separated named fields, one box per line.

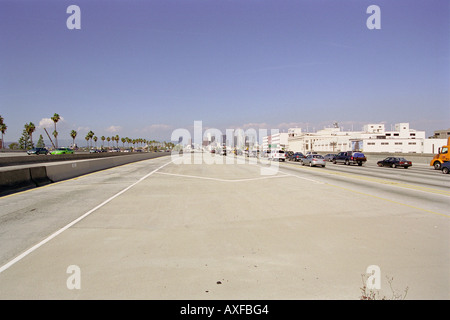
xmin=1 ymin=0 xmax=449 ymax=145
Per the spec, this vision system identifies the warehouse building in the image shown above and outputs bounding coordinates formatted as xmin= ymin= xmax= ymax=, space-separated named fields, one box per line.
xmin=264 ymin=123 xmax=446 ymax=154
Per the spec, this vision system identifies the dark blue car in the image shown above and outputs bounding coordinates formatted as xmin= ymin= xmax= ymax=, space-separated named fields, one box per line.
xmin=377 ymin=157 xmax=412 ymax=169
xmin=442 ymin=161 xmax=450 ymax=174
xmin=290 ymin=152 xmax=306 ymax=162
xmin=27 ymin=147 xmax=49 ymax=155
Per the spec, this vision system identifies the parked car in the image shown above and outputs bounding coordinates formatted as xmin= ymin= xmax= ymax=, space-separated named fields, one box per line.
xmin=441 ymin=161 xmax=450 ymax=174
xmin=302 ymin=154 xmax=326 ymax=167
xmin=377 ymin=157 xmax=412 ymax=169
xmin=290 ymin=152 xmax=306 ymax=162
xmin=324 ymin=153 xmax=337 ymax=162
xmin=51 ymin=147 xmax=74 ymax=155
xmin=27 ymin=147 xmax=49 ymax=155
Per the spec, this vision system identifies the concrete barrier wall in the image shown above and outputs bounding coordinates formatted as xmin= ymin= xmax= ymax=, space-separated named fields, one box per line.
xmin=29 ymin=166 xmax=52 ymax=187
xmin=46 ymin=153 xmax=168 ymax=182
xmin=0 ymin=151 xmax=165 ymax=167
xmin=46 ymin=161 xmax=91 ymax=182
xmin=0 ymin=153 xmax=169 ymax=196
xmin=0 ymin=168 xmax=34 ymax=194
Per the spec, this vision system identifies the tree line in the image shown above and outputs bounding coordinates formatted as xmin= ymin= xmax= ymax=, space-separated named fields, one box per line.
xmin=0 ymin=114 xmax=174 ymax=151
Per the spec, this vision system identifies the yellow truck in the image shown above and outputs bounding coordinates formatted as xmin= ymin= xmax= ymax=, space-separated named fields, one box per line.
xmin=430 ymin=137 xmax=450 ymax=170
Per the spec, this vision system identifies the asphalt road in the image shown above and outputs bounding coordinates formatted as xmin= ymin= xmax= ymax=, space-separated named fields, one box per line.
xmin=0 ymin=154 xmax=448 ymax=299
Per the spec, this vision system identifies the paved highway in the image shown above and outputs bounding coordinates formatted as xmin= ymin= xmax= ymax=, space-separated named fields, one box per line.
xmin=0 ymin=153 xmax=448 ymax=299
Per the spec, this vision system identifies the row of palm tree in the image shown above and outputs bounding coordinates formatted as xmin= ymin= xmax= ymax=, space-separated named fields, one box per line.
xmin=69 ymin=129 xmax=165 ymax=150
xmin=81 ymin=132 xmax=160 ymax=150
xmin=0 ymin=113 xmax=171 ymax=151
xmin=68 ymin=125 xmax=163 ymax=150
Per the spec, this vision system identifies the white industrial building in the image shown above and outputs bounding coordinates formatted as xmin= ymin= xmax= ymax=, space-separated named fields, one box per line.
xmin=262 ymin=132 xmax=289 ymax=151
xmin=263 ymin=123 xmax=446 ymax=154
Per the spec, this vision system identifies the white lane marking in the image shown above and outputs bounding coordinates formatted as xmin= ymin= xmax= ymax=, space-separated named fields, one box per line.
xmin=155 ymin=171 xmax=290 ymax=182
xmin=0 ymin=158 xmax=173 ymax=274
xmin=279 ymin=171 xmax=325 ymax=184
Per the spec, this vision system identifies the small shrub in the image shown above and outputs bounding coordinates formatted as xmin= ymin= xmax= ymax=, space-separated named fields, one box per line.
xmin=360 ymin=274 xmax=408 ymax=300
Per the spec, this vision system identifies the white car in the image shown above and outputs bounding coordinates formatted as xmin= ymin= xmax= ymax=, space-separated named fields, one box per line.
xmin=269 ymin=150 xmax=286 ymax=161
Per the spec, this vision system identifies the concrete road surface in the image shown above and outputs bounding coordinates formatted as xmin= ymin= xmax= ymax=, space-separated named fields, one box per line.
xmin=0 ymin=154 xmax=448 ymax=299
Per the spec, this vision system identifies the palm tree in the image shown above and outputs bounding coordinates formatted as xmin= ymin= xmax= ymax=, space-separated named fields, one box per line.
xmin=107 ymin=136 xmax=111 ymax=148
xmin=0 ymin=124 xmax=7 ymax=150
xmin=143 ymin=139 xmax=149 ymax=152
xmin=101 ymin=136 xmax=105 ymax=148
xmin=115 ymin=135 xmax=119 ymax=148
xmin=25 ymin=122 xmax=36 ymax=147
xmin=93 ymin=136 xmax=98 ymax=148
xmin=53 ymin=130 xmax=58 ymax=147
xmin=85 ymin=135 xmax=89 ymax=149
xmin=0 ymin=115 xmax=6 ymax=150
xmin=70 ymin=130 xmax=77 ymax=148
xmin=149 ymin=139 xmax=156 ymax=151
xmin=51 ymin=113 xmax=61 ymax=147
xmin=88 ymin=131 xmax=95 ymax=149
